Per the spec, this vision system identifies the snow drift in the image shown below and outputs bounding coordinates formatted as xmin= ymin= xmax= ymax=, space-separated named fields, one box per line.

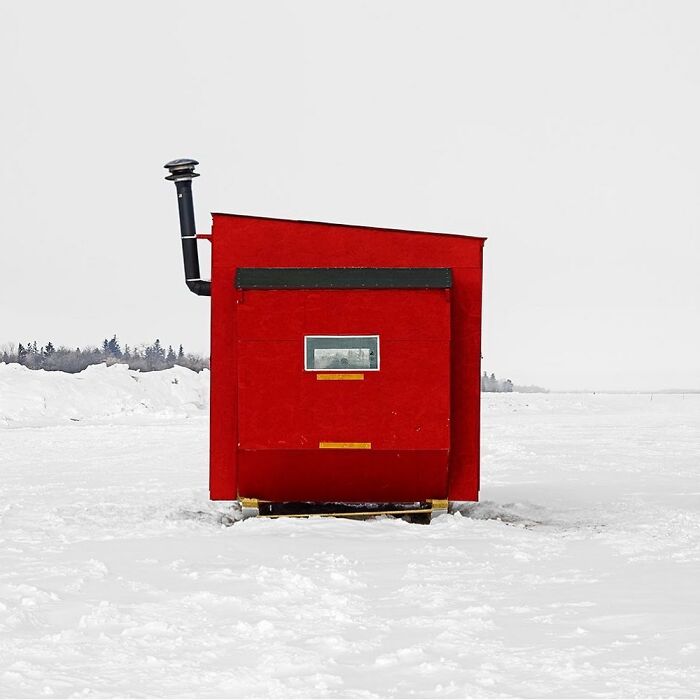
xmin=0 ymin=363 xmax=209 ymax=427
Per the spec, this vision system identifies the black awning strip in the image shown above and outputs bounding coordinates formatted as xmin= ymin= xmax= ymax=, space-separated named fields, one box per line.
xmin=235 ymin=267 xmax=452 ymax=289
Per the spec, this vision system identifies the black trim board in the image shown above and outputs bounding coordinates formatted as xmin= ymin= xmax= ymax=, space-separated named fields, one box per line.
xmin=235 ymin=267 xmax=452 ymax=289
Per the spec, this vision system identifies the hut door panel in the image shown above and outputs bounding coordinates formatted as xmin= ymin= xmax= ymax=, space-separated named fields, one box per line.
xmin=236 ymin=288 xmax=451 ymax=452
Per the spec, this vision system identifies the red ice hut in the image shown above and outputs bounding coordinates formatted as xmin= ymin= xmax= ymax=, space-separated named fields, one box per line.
xmin=164 ymin=159 xmax=485 ymax=521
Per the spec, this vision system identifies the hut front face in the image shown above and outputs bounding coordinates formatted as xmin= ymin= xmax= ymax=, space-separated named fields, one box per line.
xmin=207 ymin=214 xmax=485 ymax=505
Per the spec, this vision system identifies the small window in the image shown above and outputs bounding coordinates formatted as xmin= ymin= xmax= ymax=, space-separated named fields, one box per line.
xmin=305 ymin=335 xmax=379 ymax=371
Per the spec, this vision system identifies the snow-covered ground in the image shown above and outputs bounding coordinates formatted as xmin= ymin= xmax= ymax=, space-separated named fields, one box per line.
xmin=1 ymin=364 xmax=699 ymax=697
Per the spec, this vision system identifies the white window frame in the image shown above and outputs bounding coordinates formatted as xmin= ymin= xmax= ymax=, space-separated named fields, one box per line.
xmin=304 ymin=335 xmax=380 ymax=372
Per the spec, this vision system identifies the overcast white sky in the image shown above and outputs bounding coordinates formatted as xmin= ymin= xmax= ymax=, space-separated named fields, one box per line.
xmin=1 ymin=1 xmax=698 ymax=390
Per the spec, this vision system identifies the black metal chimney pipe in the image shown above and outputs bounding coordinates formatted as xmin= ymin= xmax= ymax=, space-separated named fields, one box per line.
xmin=164 ymin=158 xmax=211 ymax=296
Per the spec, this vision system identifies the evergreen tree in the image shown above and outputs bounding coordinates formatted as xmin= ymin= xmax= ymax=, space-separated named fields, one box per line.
xmin=166 ymin=345 xmax=176 ymax=365
xmin=107 ymin=335 xmax=122 ymax=358
xmin=178 ymin=344 xmax=184 ymax=361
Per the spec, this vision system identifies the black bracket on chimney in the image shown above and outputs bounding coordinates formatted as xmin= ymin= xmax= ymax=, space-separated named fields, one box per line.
xmin=164 ymin=158 xmax=211 ymax=297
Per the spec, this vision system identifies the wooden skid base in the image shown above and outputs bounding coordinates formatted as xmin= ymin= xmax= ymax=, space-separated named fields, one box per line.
xmin=238 ymin=498 xmax=449 ymax=522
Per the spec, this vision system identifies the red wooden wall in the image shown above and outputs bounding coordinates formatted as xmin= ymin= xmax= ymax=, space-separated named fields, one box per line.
xmin=207 ymin=215 xmax=485 ymax=503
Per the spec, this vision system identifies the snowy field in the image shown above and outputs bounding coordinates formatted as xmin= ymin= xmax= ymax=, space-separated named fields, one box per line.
xmin=1 ymin=364 xmax=699 ymax=698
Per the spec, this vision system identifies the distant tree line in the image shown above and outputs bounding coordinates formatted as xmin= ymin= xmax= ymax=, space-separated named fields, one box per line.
xmin=2 ymin=340 xmax=543 ymax=388
xmin=0 ymin=336 xmax=209 ymax=373
xmin=482 ymin=371 xmax=513 ymax=392
xmin=481 ymin=371 xmax=548 ymax=393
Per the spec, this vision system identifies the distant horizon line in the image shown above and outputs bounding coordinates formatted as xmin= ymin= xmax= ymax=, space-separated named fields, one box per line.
xmin=547 ymin=389 xmax=700 ymax=395
xmin=1 ymin=345 xmax=696 ymax=395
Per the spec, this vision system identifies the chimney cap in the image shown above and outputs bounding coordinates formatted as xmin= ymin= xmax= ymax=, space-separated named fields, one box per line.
xmin=164 ymin=158 xmax=200 ymax=181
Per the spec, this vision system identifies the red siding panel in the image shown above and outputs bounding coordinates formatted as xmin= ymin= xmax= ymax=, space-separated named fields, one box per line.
xmin=208 ymin=214 xmax=484 ymax=503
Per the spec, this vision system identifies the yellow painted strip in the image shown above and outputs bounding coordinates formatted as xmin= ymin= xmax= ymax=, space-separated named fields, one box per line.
xmin=316 ymin=373 xmax=364 ymax=381
xmin=319 ymin=441 xmax=372 ymax=449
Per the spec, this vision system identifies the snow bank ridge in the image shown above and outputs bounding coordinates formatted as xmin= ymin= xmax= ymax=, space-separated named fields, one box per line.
xmin=0 ymin=363 xmax=210 ymax=427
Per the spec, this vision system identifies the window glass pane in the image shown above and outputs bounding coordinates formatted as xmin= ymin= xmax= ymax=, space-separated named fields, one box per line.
xmin=305 ymin=336 xmax=379 ymax=371
xmin=313 ymin=347 xmax=370 ymax=369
